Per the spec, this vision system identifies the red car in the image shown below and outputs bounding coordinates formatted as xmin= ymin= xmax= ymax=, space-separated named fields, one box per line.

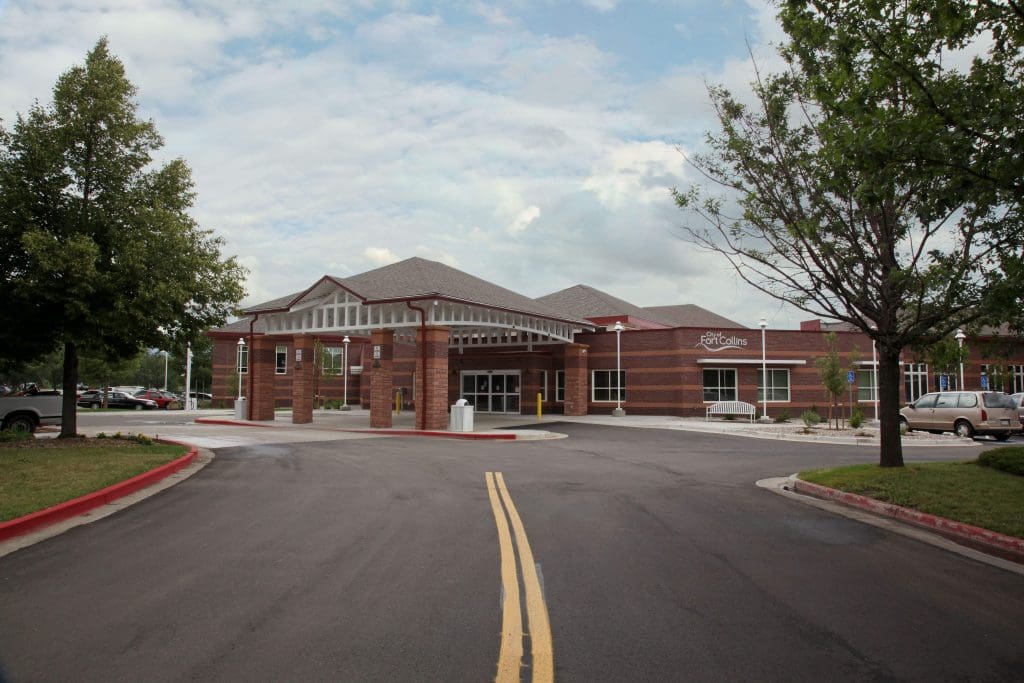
xmin=134 ymin=389 xmax=183 ymax=410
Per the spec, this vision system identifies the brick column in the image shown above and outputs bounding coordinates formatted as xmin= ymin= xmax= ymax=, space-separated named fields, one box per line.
xmin=370 ymin=330 xmax=394 ymax=428
xmin=415 ymin=326 xmax=450 ymax=431
xmin=563 ymin=343 xmax=590 ymax=416
xmin=291 ymin=336 xmax=315 ymax=424
xmin=250 ymin=336 xmax=277 ymax=421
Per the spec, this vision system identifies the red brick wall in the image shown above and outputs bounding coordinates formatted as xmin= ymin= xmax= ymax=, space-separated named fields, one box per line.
xmin=415 ymin=326 xmax=450 ymax=430
xmin=563 ymin=343 xmax=590 ymax=416
xmin=370 ymin=330 xmax=394 ymax=428
xmin=250 ymin=336 xmax=277 ymax=421
xmin=291 ymin=336 xmax=315 ymax=424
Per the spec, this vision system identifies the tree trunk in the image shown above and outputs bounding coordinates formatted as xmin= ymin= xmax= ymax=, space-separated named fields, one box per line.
xmin=877 ymin=346 xmax=904 ymax=467
xmin=60 ymin=340 xmax=78 ymax=438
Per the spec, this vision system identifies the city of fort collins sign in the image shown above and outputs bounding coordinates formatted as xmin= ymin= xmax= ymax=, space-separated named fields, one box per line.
xmin=696 ymin=330 xmax=749 ymax=352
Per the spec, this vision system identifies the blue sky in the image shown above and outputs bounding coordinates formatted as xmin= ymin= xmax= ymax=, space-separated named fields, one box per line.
xmin=0 ymin=0 xmax=801 ymax=328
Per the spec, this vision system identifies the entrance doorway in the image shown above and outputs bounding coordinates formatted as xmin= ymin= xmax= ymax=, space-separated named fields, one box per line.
xmin=461 ymin=371 xmax=521 ymax=414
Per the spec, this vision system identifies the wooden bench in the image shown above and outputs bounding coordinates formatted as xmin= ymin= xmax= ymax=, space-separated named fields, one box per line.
xmin=705 ymin=400 xmax=756 ymax=422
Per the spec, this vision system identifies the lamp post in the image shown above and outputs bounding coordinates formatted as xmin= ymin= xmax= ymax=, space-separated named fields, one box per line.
xmin=162 ymin=350 xmax=169 ymax=391
xmin=871 ymin=335 xmax=878 ymax=422
xmin=341 ymin=335 xmax=351 ymax=411
xmin=612 ymin=321 xmax=625 ymax=416
xmin=955 ymin=328 xmax=966 ymax=389
xmin=236 ymin=338 xmax=245 ymax=399
xmin=759 ymin=318 xmax=768 ymax=421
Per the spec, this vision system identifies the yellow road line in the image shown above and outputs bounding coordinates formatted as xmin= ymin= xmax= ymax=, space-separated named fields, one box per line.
xmin=486 ymin=472 xmax=523 ymax=682
xmin=492 ymin=473 xmax=555 ymax=683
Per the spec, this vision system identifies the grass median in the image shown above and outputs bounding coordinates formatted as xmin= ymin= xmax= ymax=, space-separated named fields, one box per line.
xmin=799 ymin=456 xmax=1024 ymax=539
xmin=0 ymin=436 xmax=188 ymax=523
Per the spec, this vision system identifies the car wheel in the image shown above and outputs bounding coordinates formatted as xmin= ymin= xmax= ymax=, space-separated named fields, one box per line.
xmin=994 ymin=433 xmax=1010 ymax=442
xmin=954 ymin=420 xmax=975 ymax=438
xmin=899 ymin=416 xmax=911 ymax=432
xmin=2 ymin=414 xmax=35 ymax=434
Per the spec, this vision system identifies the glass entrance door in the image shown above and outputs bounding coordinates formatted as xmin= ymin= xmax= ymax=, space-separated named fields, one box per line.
xmin=461 ymin=371 xmax=521 ymax=414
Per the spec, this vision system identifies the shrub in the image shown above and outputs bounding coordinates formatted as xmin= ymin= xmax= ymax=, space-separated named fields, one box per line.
xmin=0 ymin=429 xmax=33 ymax=443
xmin=774 ymin=408 xmax=791 ymax=424
xmin=977 ymin=447 xmax=1024 ymax=476
xmin=723 ymin=413 xmax=736 ymax=421
xmin=849 ymin=405 xmax=865 ymax=429
xmin=801 ymin=410 xmax=821 ymax=428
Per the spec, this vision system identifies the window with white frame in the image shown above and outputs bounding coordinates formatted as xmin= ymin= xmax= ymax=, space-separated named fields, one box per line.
xmin=856 ymin=368 xmax=876 ymax=402
xmin=539 ymin=370 xmax=548 ymax=402
xmin=276 ymin=345 xmax=288 ymax=374
xmin=903 ymin=363 xmax=928 ymax=402
xmin=322 ymin=347 xmax=342 ymax=375
xmin=1013 ymin=365 xmax=1024 ymax=393
xmin=237 ymin=344 xmax=248 ymax=375
xmin=934 ymin=371 xmax=958 ymax=391
xmin=555 ymin=370 xmax=565 ymax=402
xmin=756 ymin=368 xmax=790 ymax=402
xmin=592 ymin=370 xmax=625 ymax=402
xmin=703 ymin=368 xmax=737 ymax=402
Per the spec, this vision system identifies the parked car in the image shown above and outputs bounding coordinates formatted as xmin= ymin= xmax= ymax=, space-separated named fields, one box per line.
xmin=1009 ymin=393 xmax=1024 ymax=431
xmin=134 ymin=389 xmax=183 ymax=410
xmin=77 ymin=390 xmax=157 ymax=410
xmin=900 ymin=391 xmax=1016 ymax=440
xmin=188 ymin=391 xmax=213 ymax=401
xmin=0 ymin=393 xmax=62 ymax=432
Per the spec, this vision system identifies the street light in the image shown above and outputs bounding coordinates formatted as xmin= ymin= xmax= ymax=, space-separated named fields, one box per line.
xmin=162 ymin=350 xmax=169 ymax=391
xmin=870 ymin=327 xmax=878 ymax=423
xmin=759 ymin=318 xmax=768 ymax=421
xmin=236 ymin=337 xmax=246 ymax=399
xmin=955 ymin=328 xmax=967 ymax=389
xmin=341 ymin=335 xmax=351 ymax=411
xmin=612 ymin=321 xmax=625 ymax=417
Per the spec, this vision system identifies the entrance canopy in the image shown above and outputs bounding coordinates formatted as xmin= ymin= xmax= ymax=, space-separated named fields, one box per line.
xmin=245 ymin=257 xmax=593 ymax=348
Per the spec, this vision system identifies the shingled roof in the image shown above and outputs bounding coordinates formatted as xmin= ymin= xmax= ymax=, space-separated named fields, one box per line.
xmin=536 ymin=285 xmax=667 ymax=326
xmin=243 ymin=257 xmax=590 ymax=325
xmin=643 ymin=304 xmax=746 ymax=329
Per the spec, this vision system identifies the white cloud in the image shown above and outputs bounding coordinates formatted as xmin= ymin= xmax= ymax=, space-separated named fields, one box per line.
xmin=363 ymin=247 xmax=400 ymax=265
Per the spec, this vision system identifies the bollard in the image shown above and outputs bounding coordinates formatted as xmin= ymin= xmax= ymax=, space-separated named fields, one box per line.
xmin=537 ymin=392 xmax=542 ymax=420
xmin=395 ymin=390 xmax=401 ymax=414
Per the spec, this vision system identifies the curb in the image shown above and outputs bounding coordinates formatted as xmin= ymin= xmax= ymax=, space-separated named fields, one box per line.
xmin=194 ymin=417 xmax=518 ymax=440
xmin=0 ymin=441 xmax=198 ymax=543
xmin=791 ymin=478 xmax=1024 ymax=565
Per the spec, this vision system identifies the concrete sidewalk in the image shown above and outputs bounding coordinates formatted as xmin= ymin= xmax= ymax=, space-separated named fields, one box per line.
xmin=192 ymin=407 xmax=981 ymax=447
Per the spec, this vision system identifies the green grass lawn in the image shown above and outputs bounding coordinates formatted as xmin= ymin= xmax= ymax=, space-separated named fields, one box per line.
xmin=799 ymin=461 xmax=1024 ymax=538
xmin=0 ymin=438 xmax=188 ymax=522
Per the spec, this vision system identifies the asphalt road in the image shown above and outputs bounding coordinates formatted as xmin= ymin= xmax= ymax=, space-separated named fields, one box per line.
xmin=2 ymin=423 xmax=1023 ymax=681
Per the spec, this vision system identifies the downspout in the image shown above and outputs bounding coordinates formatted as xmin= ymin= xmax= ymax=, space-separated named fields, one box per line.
xmin=247 ymin=313 xmax=259 ymax=421
xmin=407 ymin=302 xmax=428 ymax=430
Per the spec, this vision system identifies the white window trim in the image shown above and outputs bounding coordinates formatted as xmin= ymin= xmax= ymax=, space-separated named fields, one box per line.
xmin=591 ymin=369 xmax=625 ymax=403
xmin=555 ymin=370 xmax=565 ymax=402
xmin=539 ymin=370 xmax=548 ymax=402
xmin=237 ymin=345 xmax=248 ymax=375
xmin=757 ymin=368 xmax=791 ymax=403
xmin=856 ymin=368 xmax=877 ymax=402
xmin=702 ymin=367 xmax=738 ymax=403
xmin=322 ymin=346 xmax=342 ymax=376
xmin=276 ymin=345 xmax=288 ymax=375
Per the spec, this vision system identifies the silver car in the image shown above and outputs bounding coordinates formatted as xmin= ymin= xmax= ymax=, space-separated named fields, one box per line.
xmin=900 ymin=391 xmax=1015 ymax=440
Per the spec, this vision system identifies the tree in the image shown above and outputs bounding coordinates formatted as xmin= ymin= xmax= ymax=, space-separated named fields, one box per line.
xmin=815 ymin=333 xmax=846 ymax=429
xmin=674 ymin=3 xmax=1023 ymax=467
xmin=0 ymin=38 xmax=245 ymax=436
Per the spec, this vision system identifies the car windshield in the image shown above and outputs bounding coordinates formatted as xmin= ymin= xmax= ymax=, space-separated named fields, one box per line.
xmin=982 ymin=392 xmax=1013 ymax=408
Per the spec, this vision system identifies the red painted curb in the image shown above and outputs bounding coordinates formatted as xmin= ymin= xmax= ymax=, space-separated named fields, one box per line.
xmin=792 ymin=478 xmax=1024 ymax=564
xmin=194 ymin=417 xmax=518 ymax=440
xmin=0 ymin=442 xmax=199 ymax=543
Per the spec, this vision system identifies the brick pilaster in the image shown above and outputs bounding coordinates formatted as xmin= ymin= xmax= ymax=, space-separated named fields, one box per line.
xmin=370 ymin=330 xmax=394 ymax=428
xmin=415 ymin=326 xmax=450 ymax=430
xmin=250 ymin=336 xmax=277 ymax=421
xmin=563 ymin=343 xmax=590 ymax=416
xmin=291 ymin=336 xmax=315 ymax=424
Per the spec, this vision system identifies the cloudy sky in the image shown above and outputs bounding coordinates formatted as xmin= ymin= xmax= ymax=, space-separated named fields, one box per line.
xmin=0 ymin=0 xmax=806 ymax=329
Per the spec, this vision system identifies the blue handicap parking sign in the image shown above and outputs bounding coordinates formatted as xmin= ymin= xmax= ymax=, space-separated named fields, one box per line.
xmin=847 ymin=370 xmax=855 ymax=384
xmin=981 ymin=375 xmax=989 ymax=389
xmin=940 ymin=375 xmax=948 ymax=390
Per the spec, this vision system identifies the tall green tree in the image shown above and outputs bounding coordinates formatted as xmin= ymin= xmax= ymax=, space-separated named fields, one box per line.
xmin=0 ymin=38 xmax=245 ymax=436
xmin=675 ymin=3 xmax=1023 ymax=467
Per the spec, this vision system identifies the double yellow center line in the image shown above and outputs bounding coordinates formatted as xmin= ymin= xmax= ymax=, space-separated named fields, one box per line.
xmin=486 ymin=472 xmax=553 ymax=683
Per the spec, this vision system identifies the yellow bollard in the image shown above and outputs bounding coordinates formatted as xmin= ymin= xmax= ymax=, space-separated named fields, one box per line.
xmin=395 ymin=390 xmax=401 ymax=414
xmin=537 ymin=392 xmax=542 ymax=420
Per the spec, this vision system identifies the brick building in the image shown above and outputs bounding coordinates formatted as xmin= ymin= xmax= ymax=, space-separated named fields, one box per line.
xmin=208 ymin=257 xmax=1024 ymax=429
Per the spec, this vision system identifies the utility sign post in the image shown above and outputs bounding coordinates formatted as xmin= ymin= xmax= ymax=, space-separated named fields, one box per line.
xmin=848 ymin=370 xmax=855 ymax=418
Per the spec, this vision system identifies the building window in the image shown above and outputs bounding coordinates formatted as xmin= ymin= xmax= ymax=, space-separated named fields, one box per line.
xmin=322 ymin=347 xmax=342 ymax=376
xmin=592 ymin=370 xmax=625 ymax=402
xmin=1013 ymin=365 xmax=1024 ymax=393
xmin=856 ymin=368 xmax=876 ymax=402
xmin=757 ymin=368 xmax=790 ymax=402
xmin=276 ymin=345 xmax=287 ymax=374
xmin=237 ymin=344 xmax=248 ymax=375
xmin=555 ymin=370 xmax=565 ymax=402
xmin=703 ymin=368 xmax=737 ymax=402
xmin=934 ymin=372 xmax=958 ymax=391
xmin=539 ymin=370 xmax=548 ymax=402
xmin=904 ymin=363 xmax=928 ymax=402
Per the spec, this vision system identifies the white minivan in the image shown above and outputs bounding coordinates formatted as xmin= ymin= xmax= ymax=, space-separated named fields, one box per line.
xmin=900 ymin=391 xmax=1016 ymax=440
